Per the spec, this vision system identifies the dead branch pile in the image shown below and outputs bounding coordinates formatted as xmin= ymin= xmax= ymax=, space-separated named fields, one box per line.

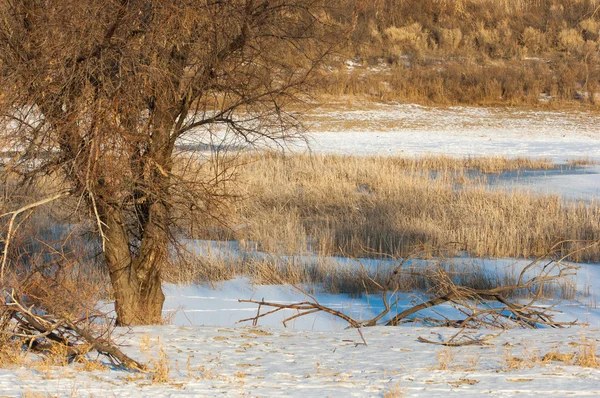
xmin=0 ymin=289 xmax=144 ymax=370
xmin=239 ymin=248 xmax=583 ymax=343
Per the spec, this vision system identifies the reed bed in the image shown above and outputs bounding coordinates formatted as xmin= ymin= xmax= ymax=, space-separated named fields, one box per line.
xmin=185 ymin=153 xmax=600 ymax=263
xmin=164 ymin=244 xmax=577 ymax=300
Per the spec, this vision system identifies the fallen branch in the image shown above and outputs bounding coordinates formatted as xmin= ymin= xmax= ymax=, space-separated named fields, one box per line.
xmin=239 ymin=244 xmax=586 ymax=347
xmin=238 ymin=295 xmax=368 ymax=346
xmin=238 ymin=298 xmax=361 ymax=328
xmin=4 ymin=290 xmax=145 ymax=370
xmin=417 ymin=332 xmax=503 ymax=347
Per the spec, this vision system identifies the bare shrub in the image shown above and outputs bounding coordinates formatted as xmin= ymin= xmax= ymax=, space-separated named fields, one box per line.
xmin=0 ymin=0 xmax=339 ymax=326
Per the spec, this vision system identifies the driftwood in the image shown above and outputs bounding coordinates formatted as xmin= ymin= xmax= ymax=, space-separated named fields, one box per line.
xmin=238 ymin=299 xmax=361 ymax=328
xmin=2 ymin=289 xmax=145 ymax=370
xmin=238 ymin=244 xmax=587 ymax=345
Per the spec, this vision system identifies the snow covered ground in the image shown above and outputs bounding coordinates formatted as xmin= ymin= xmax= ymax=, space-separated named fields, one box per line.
xmin=4 ymin=103 xmax=600 ymax=397
xmin=168 ymin=240 xmax=600 ymax=330
xmin=3 ymin=324 xmax=600 ymax=397
xmin=4 ymin=255 xmax=599 ymax=397
xmin=298 ymin=103 xmax=600 ymax=162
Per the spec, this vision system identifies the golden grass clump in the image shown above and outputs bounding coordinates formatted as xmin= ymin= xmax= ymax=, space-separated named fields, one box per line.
xmin=521 ymin=27 xmax=547 ymax=55
xmin=384 ymin=23 xmax=431 ymax=59
xmin=558 ymin=28 xmax=585 ymax=53
xmin=577 ymin=342 xmax=599 ymax=368
xmin=439 ymin=28 xmax=463 ymax=52
xmin=151 ymin=348 xmax=171 ymax=384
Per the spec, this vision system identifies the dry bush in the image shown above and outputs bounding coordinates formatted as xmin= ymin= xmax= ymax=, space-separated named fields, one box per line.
xmin=521 ymin=27 xmax=547 ymax=55
xmin=439 ymin=28 xmax=463 ymax=52
xmin=474 ymin=23 xmax=502 ymax=57
xmin=558 ymin=28 xmax=585 ymax=54
xmin=0 ymin=226 xmax=141 ymax=372
xmin=383 ymin=23 xmax=430 ymax=60
xmin=322 ymin=55 xmax=591 ymax=105
xmin=580 ymin=18 xmax=600 ymax=41
xmin=320 ymin=0 xmax=600 ymax=106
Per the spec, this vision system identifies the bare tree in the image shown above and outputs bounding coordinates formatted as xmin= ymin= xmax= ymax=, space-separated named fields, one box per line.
xmin=0 ymin=0 xmax=339 ymax=325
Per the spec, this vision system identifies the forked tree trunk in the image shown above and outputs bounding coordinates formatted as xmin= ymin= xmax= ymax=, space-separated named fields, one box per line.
xmin=103 ymin=204 xmax=166 ymax=326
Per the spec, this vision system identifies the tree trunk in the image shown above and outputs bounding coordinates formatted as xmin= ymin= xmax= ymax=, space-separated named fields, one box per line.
xmin=103 ymin=204 xmax=166 ymax=326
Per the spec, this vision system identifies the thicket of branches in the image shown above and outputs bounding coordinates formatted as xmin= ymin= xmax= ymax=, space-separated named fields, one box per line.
xmin=241 ymin=246 xmax=585 ymax=345
xmin=0 ymin=0 xmax=341 ymax=325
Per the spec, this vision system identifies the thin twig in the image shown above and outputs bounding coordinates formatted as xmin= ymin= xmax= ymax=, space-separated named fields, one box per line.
xmin=0 ymin=191 xmax=70 ymax=280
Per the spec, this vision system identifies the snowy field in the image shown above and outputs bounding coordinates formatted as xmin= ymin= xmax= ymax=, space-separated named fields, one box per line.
xmin=3 ymin=325 xmax=600 ymax=397
xmin=5 ymin=103 xmax=600 ymax=397
xmin=299 ymin=103 xmax=600 ymax=201
xmin=299 ymin=103 xmax=600 ymax=161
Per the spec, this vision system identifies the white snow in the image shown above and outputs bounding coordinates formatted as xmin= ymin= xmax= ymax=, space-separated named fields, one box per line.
xmin=3 ymin=324 xmax=600 ymax=397
xmin=4 ymin=102 xmax=600 ymax=396
xmin=296 ymin=103 xmax=600 ymax=162
xmin=4 ymin=258 xmax=598 ymax=396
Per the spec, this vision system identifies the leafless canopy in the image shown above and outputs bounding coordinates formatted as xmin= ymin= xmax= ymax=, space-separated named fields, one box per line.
xmin=0 ymin=0 xmax=341 ymax=325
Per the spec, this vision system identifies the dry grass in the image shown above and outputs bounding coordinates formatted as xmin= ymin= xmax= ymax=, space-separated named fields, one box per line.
xmin=542 ymin=351 xmax=575 ymax=363
xmin=503 ymin=328 xmax=600 ymax=370
xmin=436 ymin=347 xmax=456 ymax=370
xmin=165 ymin=249 xmax=576 ymax=301
xmin=0 ymin=338 xmax=28 ymax=368
xmin=322 ymin=57 xmax=595 ymax=106
xmin=322 ymin=0 xmax=600 ymax=106
xmin=150 ymin=348 xmax=171 ymax=384
xmin=503 ymin=346 xmax=540 ymax=371
xmin=4 ymin=152 xmax=593 ymax=301
xmin=383 ymin=382 xmax=406 ymax=398
xmin=575 ymin=328 xmax=600 ymax=368
xmin=577 ymin=341 xmax=599 ymax=368
xmin=188 ymin=153 xmax=600 ymax=263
